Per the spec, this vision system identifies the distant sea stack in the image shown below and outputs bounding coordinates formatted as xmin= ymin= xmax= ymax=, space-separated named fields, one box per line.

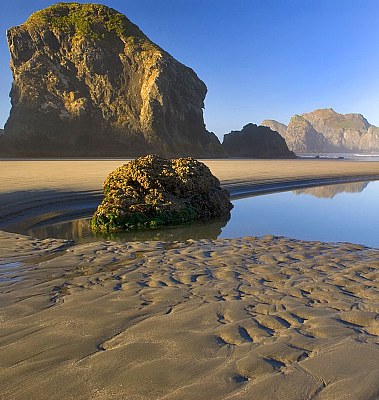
xmin=222 ymin=124 xmax=296 ymax=158
xmin=262 ymin=108 xmax=379 ymax=153
xmin=3 ymin=3 xmax=224 ymax=157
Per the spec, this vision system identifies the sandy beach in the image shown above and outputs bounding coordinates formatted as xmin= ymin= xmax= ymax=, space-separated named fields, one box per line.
xmin=1 ymin=159 xmax=379 ymax=399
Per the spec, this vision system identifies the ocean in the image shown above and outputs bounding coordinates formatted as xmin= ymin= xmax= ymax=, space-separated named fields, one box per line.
xmin=298 ymin=152 xmax=379 ymax=161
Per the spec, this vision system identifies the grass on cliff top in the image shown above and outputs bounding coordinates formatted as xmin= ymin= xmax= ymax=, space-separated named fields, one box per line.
xmin=25 ymin=2 xmax=147 ymax=41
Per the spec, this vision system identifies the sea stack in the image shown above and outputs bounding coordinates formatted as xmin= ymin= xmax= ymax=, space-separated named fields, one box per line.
xmin=3 ymin=3 xmax=224 ymax=157
xmin=262 ymin=108 xmax=379 ymax=153
xmin=222 ymin=123 xmax=296 ymax=158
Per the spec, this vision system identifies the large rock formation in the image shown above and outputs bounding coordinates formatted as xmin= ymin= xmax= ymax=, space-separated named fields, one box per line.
xmin=285 ymin=115 xmax=325 ymax=153
xmin=261 ymin=120 xmax=287 ymax=138
xmin=222 ymin=123 xmax=295 ymax=158
xmin=262 ymin=108 xmax=379 ymax=153
xmin=3 ymin=3 xmax=224 ymax=157
xmin=91 ymin=155 xmax=233 ymax=232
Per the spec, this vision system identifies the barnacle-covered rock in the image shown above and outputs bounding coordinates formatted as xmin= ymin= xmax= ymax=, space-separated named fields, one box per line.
xmin=91 ymin=155 xmax=233 ymax=232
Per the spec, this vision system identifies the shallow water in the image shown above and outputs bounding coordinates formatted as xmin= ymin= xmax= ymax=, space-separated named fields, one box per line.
xmin=25 ymin=180 xmax=379 ymax=248
xmin=222 ymin=180 xmax=379 ymax=248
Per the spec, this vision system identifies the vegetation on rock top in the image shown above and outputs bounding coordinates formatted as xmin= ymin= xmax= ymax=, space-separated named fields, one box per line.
xmin=25 ymin=2 xmax=147 ymax=41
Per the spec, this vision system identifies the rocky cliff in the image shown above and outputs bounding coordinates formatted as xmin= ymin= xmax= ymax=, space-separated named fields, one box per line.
xmin=261 ymin=120 xmax=287 ymax=138
xmin=3 ymin=3 xmax=224 ymax=157
xmin=262 ymin=108 xmax=379 ymax=153
xmin=285 ymin=115 xmax=325 ymax=153
xmin=222 ymin=123 xmax=295 ymax=158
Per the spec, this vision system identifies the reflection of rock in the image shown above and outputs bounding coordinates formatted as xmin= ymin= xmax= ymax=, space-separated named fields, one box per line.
xmin=27 ymin=218 xmax=90 ymax=241
xmin=91 ymin=155 xmax=233 ymax=232
xmin=293 ymin=181 xmax=369 ymax=198
xmin=28 ymin=215 xmax=230 ymax=242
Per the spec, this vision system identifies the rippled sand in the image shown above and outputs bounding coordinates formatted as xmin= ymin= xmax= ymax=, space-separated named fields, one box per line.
xmin=1 ymin=231 xmax=378 ymax=400
xmin=1 ymin=159 xmax=379 ymax=399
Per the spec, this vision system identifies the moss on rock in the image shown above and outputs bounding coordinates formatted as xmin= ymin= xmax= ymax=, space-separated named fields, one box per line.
xmin=91 ymin=155 xmax=233 ymax=232
xmin=25 ymin=2 xmax=146 ymax=41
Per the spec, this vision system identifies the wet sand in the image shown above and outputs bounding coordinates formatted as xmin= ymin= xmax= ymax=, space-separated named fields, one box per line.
xmin=1 ymin=159 xmax=379 ymax=399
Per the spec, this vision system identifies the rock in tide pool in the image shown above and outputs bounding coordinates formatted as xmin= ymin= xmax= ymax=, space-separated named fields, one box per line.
xmin=91 ymin=155 xmax=233 ymax=232
xmin=3 ymin=3 xmax=224 ymax=158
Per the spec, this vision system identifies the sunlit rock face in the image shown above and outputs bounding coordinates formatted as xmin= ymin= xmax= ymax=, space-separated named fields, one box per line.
xmin=91 ymin=155 xmax=233 ymax=232
xmin=3 ymin=3 xmax=224 ymax=157
xmin=222 ymin=123 xmax=296 ymax=158
xmin=262 ymin=108 xmax=379 ymax=153
xmin=261 ymin=120 xmax=287 ymax=138
xmin=285 ymin=115 xmax=325 ymax=153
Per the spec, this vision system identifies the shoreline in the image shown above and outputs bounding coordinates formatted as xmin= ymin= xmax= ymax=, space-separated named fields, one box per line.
xmin=2 ymin=173 xmax=379 ymax=236
xmin=1 ymin=159 xmax=379 ymax=399
xmin=1 ymin=159 xmax=379 ymax=233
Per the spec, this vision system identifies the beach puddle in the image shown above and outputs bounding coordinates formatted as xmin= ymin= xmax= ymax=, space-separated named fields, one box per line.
xmin=0 ymin=262 xmax=23 ymax=283
xmin=23 ymin=180 xmax=379 ymax=248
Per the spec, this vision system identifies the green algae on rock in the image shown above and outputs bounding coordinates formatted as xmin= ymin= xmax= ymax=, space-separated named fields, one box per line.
xmin=91 ymin=155 xmax=233 ymax=232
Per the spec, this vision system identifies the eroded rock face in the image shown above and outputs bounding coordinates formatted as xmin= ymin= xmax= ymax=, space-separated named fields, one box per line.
xmin=222 ymin=123 xmax=295 ymax=158
xmin=91 ymin=155 xmax=232 ymax=232
xmin=262 ymin=108 xmax=379 ymax=153
xmin=3 ymin=3 xmax=224 ymax=157
xmin=285 ymin=115 xmax=325 ymax=153
xmin=261 ymin=120 xmax=287 ymax=138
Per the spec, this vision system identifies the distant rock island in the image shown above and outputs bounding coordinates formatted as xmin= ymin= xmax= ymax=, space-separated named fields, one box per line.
xmin=262 ymin=108 xmax=379 ymax=153
xmin=1 ymin=3 xmax=224 ymax=157
xmin=222 ymin=123 xmax=296 ymax=158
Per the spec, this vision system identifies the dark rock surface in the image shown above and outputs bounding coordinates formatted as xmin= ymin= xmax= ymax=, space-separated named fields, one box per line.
xmin=3 ymin=3 xmax=224 ymax=157
xmin=91 ymin=155 xmax=232 ymax=232
xmin=262 ymin=108 xmax=379 ymax=153
xmin=222 ymin=123 xmax=296 ymax=158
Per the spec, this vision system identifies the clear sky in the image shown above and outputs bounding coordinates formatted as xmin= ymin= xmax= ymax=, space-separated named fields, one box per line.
xmin=1 ymin=0 xmax=379 ymax=139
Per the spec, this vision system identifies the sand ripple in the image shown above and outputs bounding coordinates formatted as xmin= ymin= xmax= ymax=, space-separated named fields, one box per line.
xmin=0 ymin=231 xmax=378 ymax=399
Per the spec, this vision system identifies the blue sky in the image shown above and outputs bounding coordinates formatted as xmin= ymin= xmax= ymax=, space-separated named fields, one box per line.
xmin=1 ymin=0 xmax=379 ymax=139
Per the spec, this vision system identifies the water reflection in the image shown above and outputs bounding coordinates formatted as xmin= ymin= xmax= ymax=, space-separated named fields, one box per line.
xmin=24 ymin=180 xmax=379 ymax=248
xmin=292 ymin=181 xmax=369 ymax=198
xmin=26 ymin=214 xmax=231 ymax=244
xmin=221 ymin=180 xmax=378 ymax=248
